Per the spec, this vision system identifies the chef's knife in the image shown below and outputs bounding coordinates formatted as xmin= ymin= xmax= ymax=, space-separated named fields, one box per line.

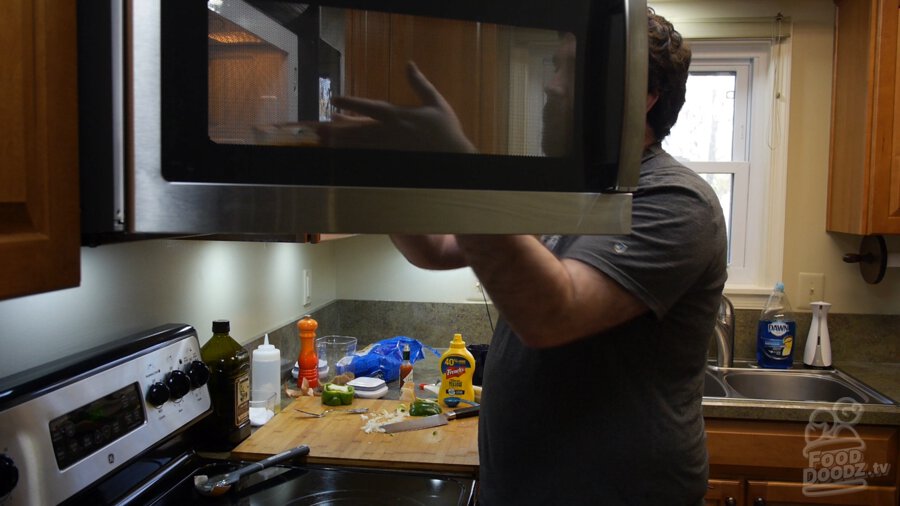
xmin=381 ymin=405 xmax=480 ymax=434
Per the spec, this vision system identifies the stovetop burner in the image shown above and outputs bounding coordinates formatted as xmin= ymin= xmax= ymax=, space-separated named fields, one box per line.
xmin=71 ymin=435 xmax=474 ymax=506
xmin=151 ymin=459 xmax=474 ymax=505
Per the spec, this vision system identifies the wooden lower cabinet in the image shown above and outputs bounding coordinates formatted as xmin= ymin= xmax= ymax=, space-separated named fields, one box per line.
xmin=746 ymin=480 xmax=897 ymax=505
xmin=705 ymin=479 xmax=897 ymax=505
xmin=706 ymin=478 xmax=744 ymax=505
xmin=704 ymin=419 xmax=899 ymax=506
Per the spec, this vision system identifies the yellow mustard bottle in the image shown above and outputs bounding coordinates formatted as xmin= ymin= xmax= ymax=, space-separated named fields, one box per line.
xmin=438 ymin=333 xmax=476 ymax=408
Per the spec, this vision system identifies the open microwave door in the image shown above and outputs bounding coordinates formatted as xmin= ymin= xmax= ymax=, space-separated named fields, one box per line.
xmin=84 ymin=0 xmax=646 ymax=236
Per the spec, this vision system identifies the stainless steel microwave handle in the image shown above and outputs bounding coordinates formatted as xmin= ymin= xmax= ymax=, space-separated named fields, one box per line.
xmin=616 ymin=0 xmax=648 ymax=192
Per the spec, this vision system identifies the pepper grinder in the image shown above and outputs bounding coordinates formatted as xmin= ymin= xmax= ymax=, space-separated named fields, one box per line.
xmin=803 ymin=301 xmax=832 ymax=369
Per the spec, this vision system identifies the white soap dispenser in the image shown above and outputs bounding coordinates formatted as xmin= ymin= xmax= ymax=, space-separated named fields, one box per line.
xmin=803 ymin=301 xmax=832 ymax=369
xmin=251 ymin=333 xmax=282 ymax=412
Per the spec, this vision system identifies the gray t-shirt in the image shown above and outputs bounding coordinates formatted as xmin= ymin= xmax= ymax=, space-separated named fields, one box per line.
xmin=477 ymin=145 xmax=727 ymax=505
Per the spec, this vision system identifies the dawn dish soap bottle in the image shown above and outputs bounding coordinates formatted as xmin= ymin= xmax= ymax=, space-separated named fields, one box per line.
xmin=756 ymin=282 xmax=798 ymax=369
xmin=438 ymin=333 xmax=476 ymax=408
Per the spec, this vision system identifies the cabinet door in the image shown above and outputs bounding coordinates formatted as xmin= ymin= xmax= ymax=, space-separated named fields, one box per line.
xmin=828 ymin=0 xmax=900 ymax=234
xmin=886 ymin=0 xmax=900 ymax=232
xmin=344 ymin=11 xmax=506 ymax=154
xmin=0 ymin=0 xmax=80 ymax=300
xmin=747 ymin=480 xmax=898 ymax=505
xmin=706 ymin=479 xmax=745 ymax=506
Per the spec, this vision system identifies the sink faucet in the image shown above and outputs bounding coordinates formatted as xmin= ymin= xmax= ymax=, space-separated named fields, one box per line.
xmin=713 ymin=295 xmax=735 ymax=367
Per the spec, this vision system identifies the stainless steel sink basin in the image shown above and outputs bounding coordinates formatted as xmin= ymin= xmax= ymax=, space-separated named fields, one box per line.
xmin=703 ymin=370 xmax=728 ymax=397
xmin=702 ymin=364 xmax=896 ymax=405
xmin=725 ymin=371 xmax=871 ymax=403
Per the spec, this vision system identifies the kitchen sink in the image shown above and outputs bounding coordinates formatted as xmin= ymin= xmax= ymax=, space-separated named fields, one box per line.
xmin=702 ymin=363 xmax=896 ymax=405
xmin=725 ymin=371 xmax=870 ymax=403
xmin=703 ymin=370 xmax=728 ymax=397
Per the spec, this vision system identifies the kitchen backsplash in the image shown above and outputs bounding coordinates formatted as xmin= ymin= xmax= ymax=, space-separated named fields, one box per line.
xmin=247 ymin=300 xmax=498 ymax=377
xmin=243 ymin=301 xmax=899 ymax=376
xmin=729 ymin=309 xmax=900 ymax=364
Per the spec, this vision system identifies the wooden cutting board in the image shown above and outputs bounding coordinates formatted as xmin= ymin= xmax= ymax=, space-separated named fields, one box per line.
xmin=231 ymin=396 xmax=479 ymax=476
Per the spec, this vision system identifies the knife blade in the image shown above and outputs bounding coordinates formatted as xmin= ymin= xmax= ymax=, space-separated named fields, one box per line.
xmin=381 ymin=405 xmax=480 ymax=434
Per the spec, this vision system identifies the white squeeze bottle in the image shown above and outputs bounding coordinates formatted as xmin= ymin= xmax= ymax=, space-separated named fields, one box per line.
xmin=251 ymin=333 xmax=281 ymax=412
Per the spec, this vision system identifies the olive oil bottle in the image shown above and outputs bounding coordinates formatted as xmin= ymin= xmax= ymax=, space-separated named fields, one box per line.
xmin=199 ymin=319 xmax=251 ymax=449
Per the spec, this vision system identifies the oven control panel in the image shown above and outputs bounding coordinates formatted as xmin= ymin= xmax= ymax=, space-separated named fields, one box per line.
xmin=0 ymin=325 xmax=211 ymax=506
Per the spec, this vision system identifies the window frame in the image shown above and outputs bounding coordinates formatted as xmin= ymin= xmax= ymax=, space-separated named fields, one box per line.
xmin=665 ymin=40 xmax=789 ymax=306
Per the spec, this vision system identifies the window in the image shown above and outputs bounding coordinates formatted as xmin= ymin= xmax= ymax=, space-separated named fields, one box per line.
xmin=663 ymin=41 xmax=787 ymax=295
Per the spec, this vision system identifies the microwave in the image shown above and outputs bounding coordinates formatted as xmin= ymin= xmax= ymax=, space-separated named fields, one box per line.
xmin=78 ymin=0 xmax=647 ymax=240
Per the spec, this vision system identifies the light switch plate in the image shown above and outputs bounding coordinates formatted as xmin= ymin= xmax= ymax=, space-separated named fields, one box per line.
xmin=798 ymin=272 xmax=825 ymax=306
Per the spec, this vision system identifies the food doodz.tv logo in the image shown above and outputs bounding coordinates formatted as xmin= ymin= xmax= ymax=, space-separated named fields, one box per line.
xmin=802 ymin=397 xmax=892 ymax=496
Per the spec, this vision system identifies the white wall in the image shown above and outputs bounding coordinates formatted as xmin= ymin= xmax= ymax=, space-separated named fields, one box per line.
xmin=653 ymin=0 xmax=900 ymax=314
xmin=334 ymin=235 xmax=483 ymax=303
xmin=0 ymin=239 xmax=336 ymax=378
xmin=778 ymin=3 xmax=900 ymax=314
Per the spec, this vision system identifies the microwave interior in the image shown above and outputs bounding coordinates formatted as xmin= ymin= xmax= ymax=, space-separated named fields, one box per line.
xmin=161 ymin=0 xmax=629 ymax=192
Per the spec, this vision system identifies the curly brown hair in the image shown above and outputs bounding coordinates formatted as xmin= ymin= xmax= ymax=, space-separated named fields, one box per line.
xmin=647 ymin=8 xmax=691 ymax=141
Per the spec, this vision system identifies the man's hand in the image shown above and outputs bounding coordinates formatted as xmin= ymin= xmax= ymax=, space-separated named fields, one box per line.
xmin=318 ymin=62 xmax=476 ymax=153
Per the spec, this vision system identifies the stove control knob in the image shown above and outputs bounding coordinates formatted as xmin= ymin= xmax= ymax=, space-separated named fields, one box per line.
xmin=165 ymin=370 xmax=191 ymax=400
xmin=0 ymin=454 xmax=19 ymax=497
xmin=186 ymin=360 xmax=210 ymax=389
xmin=146 ymin=381 xmax=170 ymax=407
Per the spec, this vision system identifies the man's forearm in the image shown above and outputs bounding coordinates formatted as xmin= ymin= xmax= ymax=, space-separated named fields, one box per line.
xmin=455 ymin=235 xmax=647 ymax=348
xmin=455 ymin=235 xmax=574 ymax=345
xmin=389 ymin=235 xmax=468 ymax=270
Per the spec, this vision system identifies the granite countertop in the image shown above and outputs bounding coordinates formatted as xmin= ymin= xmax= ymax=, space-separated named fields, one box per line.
xmin=260 ymin=302 xmax=900 ymax=429
xmin=403 ymin=352 xmax=900 ymax=426
xmin=282 ymin=352 xmax=900 ymax=426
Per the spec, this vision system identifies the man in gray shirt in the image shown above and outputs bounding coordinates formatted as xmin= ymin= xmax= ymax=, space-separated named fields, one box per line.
xmin=393 ymin=10 xmax=725 ymax=504
xmin=332 ymin=8 xmax=726 ymax=505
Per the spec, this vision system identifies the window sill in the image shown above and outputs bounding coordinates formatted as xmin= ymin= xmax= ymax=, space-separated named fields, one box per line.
xmin=724 ymin=285 xmax=772 ymax=310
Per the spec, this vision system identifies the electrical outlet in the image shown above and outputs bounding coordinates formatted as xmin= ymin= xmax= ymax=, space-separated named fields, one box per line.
xmin=467 ymin=282 xmax=491 ymax=302
xmin=798 ymin=272 xmax=825 ymax=306
xmin=303 ymin=269 xmax=312 ymax=306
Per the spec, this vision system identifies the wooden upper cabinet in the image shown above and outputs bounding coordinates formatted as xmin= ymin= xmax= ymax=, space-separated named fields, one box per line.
xmin=0 ymin=0 xmax=80 ymax=300
xmin=344 ymin=12 xmax=507 ymax=154
xmin=828 ymin=0 xmax=900 ymax=234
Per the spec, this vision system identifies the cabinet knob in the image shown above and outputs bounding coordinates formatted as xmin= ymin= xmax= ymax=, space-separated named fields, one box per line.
xmin=724 ymin=497 xmax=736 ymax=506
xmin=754 ymin=498 xmax=766 ymax=506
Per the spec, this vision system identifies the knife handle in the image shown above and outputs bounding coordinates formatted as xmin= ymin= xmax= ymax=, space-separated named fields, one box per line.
xmin=449 ymin=406 xmax=480 ymax=419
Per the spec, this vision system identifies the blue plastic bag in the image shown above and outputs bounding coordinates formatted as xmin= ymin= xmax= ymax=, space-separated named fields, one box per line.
xmin=346 ymin=337 xmax=439 ymax=382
